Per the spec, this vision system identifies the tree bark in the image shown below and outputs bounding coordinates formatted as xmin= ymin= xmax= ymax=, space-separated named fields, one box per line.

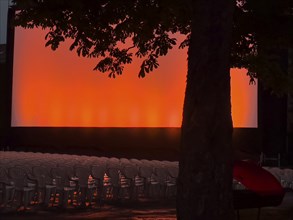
xmin=177 ymin=0 xmax=235 ymax=220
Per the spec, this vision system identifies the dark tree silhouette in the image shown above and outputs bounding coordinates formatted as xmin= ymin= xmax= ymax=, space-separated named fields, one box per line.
xmin=12 ymin=0 xmax=292 ymax=219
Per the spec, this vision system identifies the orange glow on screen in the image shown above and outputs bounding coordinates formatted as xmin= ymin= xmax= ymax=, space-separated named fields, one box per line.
xmin=12 ymin=28 xmax=257 ymax=127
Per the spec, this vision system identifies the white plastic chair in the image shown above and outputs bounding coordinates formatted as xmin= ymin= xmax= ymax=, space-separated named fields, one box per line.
xmin=50 ymin=166 xmax=76 ymax=207
xmin=120 ymin=165 xmax=138 ymax=199
xmin=138 ymin=165 xmax=154 ymax=198
xmin=153 ymin=167 xmax=169 ymax=198
xmin=0 ymin=167 xmax=15 ymax=207
xmin=105 ymin=167 xmax=120 ymax=200
xmin=32 ymin=165 xmax=56 ymax=205
xmin=91 ymin=164 xmax=106 ymax=205
xmin=75 ymin=166 xmax=96 ymax=207
xmin=8 ymin=167 xmax=35 ymax=209
xmin=165 ymin=165 xmax=178 ymax=197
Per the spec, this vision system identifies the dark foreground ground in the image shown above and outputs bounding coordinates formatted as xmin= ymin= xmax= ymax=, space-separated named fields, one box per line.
xmin=1 ymin=192 xmax=293 ymax=220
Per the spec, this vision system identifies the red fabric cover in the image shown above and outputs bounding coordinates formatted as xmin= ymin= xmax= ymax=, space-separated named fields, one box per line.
xmin=233 ymin=160 xmax=284 ymax=196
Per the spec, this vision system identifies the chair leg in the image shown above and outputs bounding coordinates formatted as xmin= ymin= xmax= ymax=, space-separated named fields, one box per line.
xmin=237 ymin=209 xmax=240 ymax=220
xmin=257 ymin=208 xmax=261 ymax=220
xmin=87 ymin=188 xmax=95 ymax=205
xmin=44 ymin=187 xmax=55 ymax=206
xmin=79 ymin=187 xmax=87 ymax=207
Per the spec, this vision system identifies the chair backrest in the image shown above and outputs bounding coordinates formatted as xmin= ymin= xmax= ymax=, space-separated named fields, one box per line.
xmin=139 ymin=165 xmax=153 ymax=179
xmin=106 ymin=167 xmax=120 ymax=187
xmin=33 ymin=166 xmax=49 ymax=188
xmin=75 ymin=166 xmax=90 ymax=187
xmin=120 ymin=158 xmax=131 ymax=164
xmin=121 ymin=165 xmax=137 ymax=180
xmin=8 ymin=167 xmax=27 ymax=190
xmin=0 ymin=167 xmax=9 ymax=184
xmin=154 ymin=167 xmax=169 ymax=184
xmin=91 ymin=165 xmax=106 ymax=180
xmin=51 ymin=166 xmax=71 ymax=188
xmin=59 ymin=165 xmax=75 ymax=179
xmin=167 ymin=166 xmax=179 ymax=178
xmin=107 ymin=160 xmax=121 ymax=169
xmin=140 ymin=159 xmax=153 ymax=167
xmin=129 ymin=159 xmax=143 ymax=168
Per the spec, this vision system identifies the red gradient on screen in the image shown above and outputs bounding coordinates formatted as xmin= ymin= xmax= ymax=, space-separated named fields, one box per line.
xmin=12 ymin=28 xmax=257 ymax=127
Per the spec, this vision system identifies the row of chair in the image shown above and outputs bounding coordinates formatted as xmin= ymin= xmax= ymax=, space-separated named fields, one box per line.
xmin=0 ymin=151 xmax=179 ymax=210
xmin=1 ymin=151 xmax=292 ymax=212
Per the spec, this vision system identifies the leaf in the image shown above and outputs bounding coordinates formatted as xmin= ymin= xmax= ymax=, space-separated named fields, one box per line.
xmin=77 ymin=47 xmax=82 ymax=56
xmin=45 ymin=32 xmax=51 ymax=40
xmin=139 ymin=68 xmax=145 ymax=78
xmin=45 ymin=40 xmax=52 ymax=47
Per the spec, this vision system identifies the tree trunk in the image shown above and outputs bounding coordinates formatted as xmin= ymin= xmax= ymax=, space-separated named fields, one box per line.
xmin=176 ymin=0 xmax=235 ymax=220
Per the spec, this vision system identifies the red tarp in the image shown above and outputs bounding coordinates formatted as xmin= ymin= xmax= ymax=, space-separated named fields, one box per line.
xmin=233 ymin=160 xmax=285 ymax=197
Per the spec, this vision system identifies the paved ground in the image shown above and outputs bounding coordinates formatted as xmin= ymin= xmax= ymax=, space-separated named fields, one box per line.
xmin=1 ymin=192 xmax=293 ymax=220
